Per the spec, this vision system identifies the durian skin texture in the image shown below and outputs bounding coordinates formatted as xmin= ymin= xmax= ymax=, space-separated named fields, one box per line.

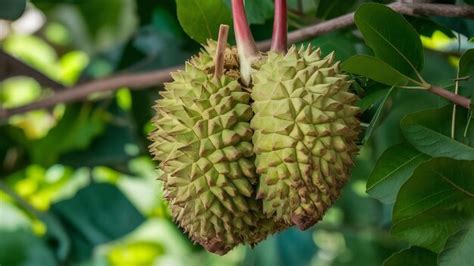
xmin=149 ymin=42 xmax=281 ymax=255
xmin=251 ymin=45 xmax=360 ymax=230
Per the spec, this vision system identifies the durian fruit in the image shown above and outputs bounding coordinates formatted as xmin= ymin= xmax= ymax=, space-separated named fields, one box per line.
xmin=232 ymin=0 xmax=360 ymax=230
xmin=251 ymin=46 xmax=360 ymax=229
xmin=149 ymin=28 xmax=281 ymax=254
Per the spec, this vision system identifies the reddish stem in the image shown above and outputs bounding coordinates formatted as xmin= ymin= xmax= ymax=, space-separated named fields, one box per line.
xmin=231 ymin=0 xmax=258 ymax=59
xmin=231 ymin=0 xmax=259 ymax=85
xmin=271 ymin=0 xmax=288 ymax=53
xmin=428 ymin=86 xmax=471 ymax=109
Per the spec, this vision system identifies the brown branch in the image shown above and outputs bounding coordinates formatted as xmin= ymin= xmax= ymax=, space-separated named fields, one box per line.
xmin=0 ymin=66 xmax=178 ymax=118
xmin=0 ymin=49 xmax=64 ymax=91
xmin=1 ymin=3 xmax=473 ymax=120
xmin=258 ymin=3 xmax=474 ymax=50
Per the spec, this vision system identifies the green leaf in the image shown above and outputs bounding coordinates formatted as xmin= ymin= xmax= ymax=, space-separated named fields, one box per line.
xmin=383 ymin=247 xmax=437 ymax=266
xmin=363 ymin=86 xmax=395 ymax=142
xmin=394 ymin=158 xmax=474 ymax=221
xmin=366 ymin=143 xmax=430 ymax=204
xmin=310 ymin=32 xmax=357 ymax=61
xmin=392 ymin=208 xmax=469 ymax=253
xmin=401 ymin=105 xmax=474 ymax=160
xmin=245 ymin=0 xmax=274 ymax=25
xmin=0 ymin=0 xmax=26 ymax=20
xmin=355 ymin=3 xmax=424 ymax=79
xmin=459 ymin=49 xmax=474 ymax=78
xmin=392 ymin=158 xmax=474 ymax=252
xmin=0 ymin=229 xmax=57 ymax=266
xmin=316 ymin=0 xmax=358 ymax=20
xmin=31 ymin=104 xmax=106 ymax=166
xmin=52 ymin=183 xmax=145 ymax=262
xmin=176 ymin=0 xmax=232 ymax=43
xmin=342 ymin=55 xmax=414 ymax=86
xmin=357 ymin=88 xmax=391 ymax=112
xmin=439 ymin=224 xmax=474 ymax=266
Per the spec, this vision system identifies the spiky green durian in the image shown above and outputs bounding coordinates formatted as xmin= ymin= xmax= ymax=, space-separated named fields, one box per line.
xmin=149 ymin=41 xmax=281 ymax=254
xmin=251 ymin=45 xmax=360 ymax=230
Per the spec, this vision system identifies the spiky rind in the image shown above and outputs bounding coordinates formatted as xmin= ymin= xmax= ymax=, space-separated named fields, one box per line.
xmin=251 ymin=45 xmax=360 ymax=230
xmin=150 ymin=41 xmax=281 ymax=254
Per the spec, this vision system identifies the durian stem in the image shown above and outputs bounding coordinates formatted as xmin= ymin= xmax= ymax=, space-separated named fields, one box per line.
xmin=231 ymin=0 xmax=259 ymax=85
xmin=271 ymin=0 xmax=288 ymax=53
xmin=214 ymin=24 xmax=230 ymax=79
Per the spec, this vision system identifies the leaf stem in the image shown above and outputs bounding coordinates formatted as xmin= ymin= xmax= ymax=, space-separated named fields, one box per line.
xmin=271 ymin=0 xmax=288 ymax=53
xmin=214 ymin=24 xmax=230 ymax=79
xmin=231 ymin=0 xmax=259 ymax=85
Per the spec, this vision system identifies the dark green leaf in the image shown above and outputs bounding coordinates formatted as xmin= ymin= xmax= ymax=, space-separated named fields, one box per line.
xmin=52 ymin=183 xmax=145 ymax=262
xmin=439 ymin=224 xmax=474 ymax=266
xmin=383 ymin=247 xmax=437 ymax=266
xmin=30 ymin=104 xmax=106 ymax=166
xmin=316 ymin=0 xmax=358 ymax=20
xmin=459 ymin=49 xmax=474 ymax=78
xmin=363 ymin=87 xmax=395 ymax=142
xmin=401 ymin=105 xmax=474 ymax=160
xmin=245 ymin=0 xmax=274 ymax=25
xmin=394 ymin=158 xmax=474 ymax=221
xmin=357 ymin=88 xmax=391 ymax=112
xmin=0 ymin=0 xmax=26 ymax=20
xmin=392 ymin=208 xmax=469 ymax=253
xmin=355 ymin=3 xmax=424 ymax=79
xmin=343 ymin=55 xmax=414 ymax=86
xmin=176 ymin=0 xmax=232 ymax=43
xmin=392 ymin=158 xmax=474 ymax=251
xmin=366 ymin=143 xmax=430 ymax=204
xmin=310 ymin=32 xmax=357 ymax=61
xmin=0 ymin=229 xmax=57 ymax=266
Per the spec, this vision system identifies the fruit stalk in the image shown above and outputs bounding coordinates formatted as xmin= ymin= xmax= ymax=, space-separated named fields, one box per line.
xmin=214 ymin=24 xmax=230 ymax=78
xmin=271 ymin=0 xmax=288 ymax=53
xmin=231 ymin=0 xmax=259 ymax=85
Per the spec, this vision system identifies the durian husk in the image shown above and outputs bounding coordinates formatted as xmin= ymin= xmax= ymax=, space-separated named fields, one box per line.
xmin=251 ymin=45 xmax=360 ymax=230
xmin=149 ymin=41 xmax=283 ymax=255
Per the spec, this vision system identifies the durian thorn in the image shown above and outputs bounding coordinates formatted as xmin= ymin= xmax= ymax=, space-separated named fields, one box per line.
xmin=271 ymin=0 xmax=288 ymax=53
xmin=231 ymin=0 xmax=260 ymax=86
xmin=214 ymin=24 xmax=230 ymax=79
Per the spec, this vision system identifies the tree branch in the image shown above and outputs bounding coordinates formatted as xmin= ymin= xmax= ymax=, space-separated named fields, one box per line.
xmin=0 ymin=3 xmax=473 ymax=120
xmin=0 ymin=49 xmax=64 ymax=91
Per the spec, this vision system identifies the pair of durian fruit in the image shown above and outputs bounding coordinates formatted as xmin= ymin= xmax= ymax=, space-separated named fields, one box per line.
xmin=149 ymin=0 xmax=360 ymax=255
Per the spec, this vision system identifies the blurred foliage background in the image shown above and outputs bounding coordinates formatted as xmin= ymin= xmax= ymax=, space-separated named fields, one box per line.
xmin=0 ymin=0 xmax=473 ymax=265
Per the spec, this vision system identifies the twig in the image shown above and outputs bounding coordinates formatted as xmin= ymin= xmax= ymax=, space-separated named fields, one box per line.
xmin=1 ymin=3 xmax=473 ymax=120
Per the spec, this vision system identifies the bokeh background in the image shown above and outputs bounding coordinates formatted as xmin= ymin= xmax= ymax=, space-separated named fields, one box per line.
xmin=0 ymin=0 xmax=472 ymax=265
